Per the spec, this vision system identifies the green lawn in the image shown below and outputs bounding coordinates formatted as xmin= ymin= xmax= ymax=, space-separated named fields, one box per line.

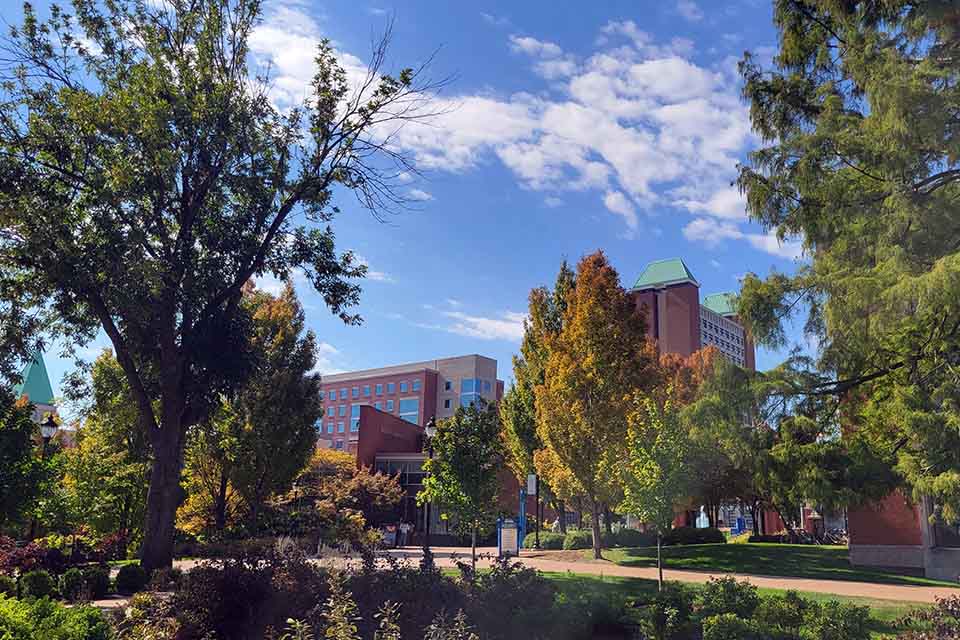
xmin=542 ymin=572 xmax=920 ymax=639
xmin=595 ymin=543 xmax=957 ymax=587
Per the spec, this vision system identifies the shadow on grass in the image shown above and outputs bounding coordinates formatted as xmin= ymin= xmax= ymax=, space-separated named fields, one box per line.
xmin=609 ymin=543 xmax=951 ymax=587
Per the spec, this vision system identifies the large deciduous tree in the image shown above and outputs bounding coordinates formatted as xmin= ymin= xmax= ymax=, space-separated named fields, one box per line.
xmin=0 ymin=391 xmax=45 ymax=532
xmin=418 ymin=400 xmax=505 ymax=571
xmin=0 ymin=0 xmax=439 ymax=569
xmin=535 ymin=251 xmax=656 ymax=559
xmin=736 ymin=1 xmax=960 ymax=521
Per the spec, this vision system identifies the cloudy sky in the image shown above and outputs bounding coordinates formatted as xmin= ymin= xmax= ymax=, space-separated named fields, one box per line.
xmin=11 ymin=0 xmax=805 ymax=394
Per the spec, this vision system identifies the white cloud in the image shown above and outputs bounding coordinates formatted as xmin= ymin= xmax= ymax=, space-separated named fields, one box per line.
xmin=544 ymin=196 xmax=564 ymax=208
xmin=407 ymin=188 xmax=434 ymax=201
xmin=603 ymin=191 xmax=639 ymax=231
xmin=354 ymin=254 xmax=395 ymax=283
xmin=676 ymin=0 xmax=704 ymax=21
xmin=445 ymin=298 xmax=463 ymax=308
xmin=440 ymin=311 xmax=526 ymax=342
xmin=683 ymin=218 xmax=803 ymax=259
xmin=509 ymin=35 xmax=563 ymax=58
xmin=676 ymin=185 xmax=748 ymax=220
xmin=311 ymin=342 xmax=346 ymax=375
xmin=368 ymin=7 xmax=388 ymax=16
xmin=480 ymin=12 xmax=511 ymax=28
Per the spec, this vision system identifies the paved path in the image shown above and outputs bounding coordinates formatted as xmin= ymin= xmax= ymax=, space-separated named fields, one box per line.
xmin=383 ymin=546 xmax=960 ymax=605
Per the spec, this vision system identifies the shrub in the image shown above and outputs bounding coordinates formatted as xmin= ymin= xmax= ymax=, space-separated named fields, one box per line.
xmin=562 ymin=529 xmax=593 ymax=550
xmin=82 ymin=566 xmax=112 ymax=600
xmin=696 ymin=577 xmax=760 ymax=620
xmin=801 ymin=600 xmax=870 ymax=640
xmin=147 ymin=566 xmax=183 ymax=591
xmin=636 ymin=582 xmax=696 ymax=640
xmin=20 ymin=569 xmax=57 ymax=599
xmin=663 ymin=526 xmax=726 ymax=546
xmin=0 ymin=575 xmax=15 ymax=597
xmin=0 ymin=595 xmax=112 ymax=640
xmin=612 ymin=528 xmax=657 ymax=548
xmin=752 ymin=590 xmax=807 ymax=634
xmin=522 ymin=532 xmax=564 ymax=549
xmin=464 ymin=556 xmax=558 ymax=639
xmin=61 ymin=567 xmax=85 ymax=602
xmin=896 ymin=595 xmax=960 ymax=639
xmin=702 ymin=613 xmax=755 ymax=640
xmin=115 ymin=563 xmax=149 ymax=595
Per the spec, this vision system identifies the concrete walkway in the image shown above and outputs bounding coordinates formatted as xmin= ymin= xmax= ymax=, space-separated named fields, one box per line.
xmin=383 ymin=546 xmax=960 ymax=604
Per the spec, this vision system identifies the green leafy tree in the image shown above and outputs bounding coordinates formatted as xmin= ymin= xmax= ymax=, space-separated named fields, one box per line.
xmin=0 ymin=391 xmax=45 ymax=532
xmin=620 ymin=393 xmax=692 ymax=591
xmin=62 ymin=351 xmax=151 ymax=551
xmin=736 ymin=2 xmax=960 ymax=521
xmin=0 ymin=0 xmax=440 ymax=569
xmin=535 ymin=251 xmax=657 ymax=559
xmin=418 ymin=401 xmax=505 ymax=571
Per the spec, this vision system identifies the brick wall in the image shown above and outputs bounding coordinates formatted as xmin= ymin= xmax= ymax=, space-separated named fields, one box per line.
xmin=848 ymin=491 xmax=922 ymax=546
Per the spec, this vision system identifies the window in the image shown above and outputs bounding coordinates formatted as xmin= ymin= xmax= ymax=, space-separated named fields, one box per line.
xmin=340 ymin=388 xmax=347 ymax=400
xmin=337 ymin=422 xmax=345 ymax=433
xmin=338 ymin=405 xmax=346 ymax=417
xmin=334 ymin=440 xmax=343 ymax=450
xmin=376 ymin=384 xmax=383 ymax=395
xmin=387 ymin=382 xmax=396 ymax=394
xmin=461 ymin=379 xmax=477 ymax=393
xmin=412 ymin=379 xmax=421 ymax=392
xmin=443 ymin=399 xmax=451 ymax=409
xmin=399 ymin=398 xmax=420 ymax=424
xmin=363 ymin=385 xmax=371 ymax=397
xmin=328 ymin=390 xmax=336 ymax=401
xmin=444 ymin=380 xmax=452 ymax=391
xmin=352 ymin=386 xmax=359 ymax=399
xmin=327 ymin=422 xmax=334 ymax=434
xmin=374 ymin=401 xmax=382 ymax=410
xmin=327 ymin=406 xmax=334 ymax=417
xmin=350 ymin=405 xmax=361 ymax=432
xmin=460 ymin=378 xmax=483 ymax=407
xmin=400 ymin=381 xmax=408 ymax=393
xmin=483 ymin=380 xmax=491 ymax=392
xmin=386 ymin=399 xmax=394 ymax=412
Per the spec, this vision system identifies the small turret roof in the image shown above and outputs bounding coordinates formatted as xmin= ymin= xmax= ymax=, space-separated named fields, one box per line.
xmin=702 ymin=292 xmax=738 ymax=317
xmin=13 ymin=352 xmax=55 ymax=406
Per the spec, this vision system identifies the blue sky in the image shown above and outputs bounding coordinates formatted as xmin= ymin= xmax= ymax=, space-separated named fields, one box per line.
xmin=9 ymin=0 xmax=807 ymax=396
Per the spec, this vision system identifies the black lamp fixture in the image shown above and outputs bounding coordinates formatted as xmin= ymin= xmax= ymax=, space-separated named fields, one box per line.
xmin=422 ymin=416 xmax=437 ymax=555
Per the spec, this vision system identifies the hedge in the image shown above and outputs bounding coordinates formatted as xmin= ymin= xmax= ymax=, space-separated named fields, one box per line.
xmin=663 ymin=526 xmax=726 ymax=546
xmin=522 ymin=532 xmax=565 ymax=550
xmin=562 ymin=529 xmax=593 ymax=550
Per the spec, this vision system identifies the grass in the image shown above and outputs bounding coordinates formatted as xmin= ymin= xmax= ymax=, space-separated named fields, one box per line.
xmin=541 ymin=571 xmax=920 ymax=639
xmin=594 ymin=543 xmax=958 ymax=587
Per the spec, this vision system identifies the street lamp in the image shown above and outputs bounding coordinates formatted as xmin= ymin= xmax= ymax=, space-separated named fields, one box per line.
xmin=39 ymin=414 xmax=58 ymax=460
xmin=422 ymin=416 xmax=437 ymax=556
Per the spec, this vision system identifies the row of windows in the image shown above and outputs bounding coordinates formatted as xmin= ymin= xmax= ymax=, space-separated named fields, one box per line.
xmin=325 ymin=380 xmax=422 ymax=402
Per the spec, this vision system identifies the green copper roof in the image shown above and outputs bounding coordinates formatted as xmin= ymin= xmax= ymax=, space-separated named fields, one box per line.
xmin=702 ymin=292 xmax=738 ymax=317
xmin=13 ymin=352 xmax=55 ymax=406
xmin=632 ymin=258 xmax=699 ymax=289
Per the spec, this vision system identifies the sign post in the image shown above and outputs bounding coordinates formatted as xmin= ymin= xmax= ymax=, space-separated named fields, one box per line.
xmin=498 ymin=517 xmax=519 ymax=558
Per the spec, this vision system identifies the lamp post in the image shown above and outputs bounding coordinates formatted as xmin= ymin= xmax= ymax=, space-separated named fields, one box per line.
xmin=39 ymin=414 xmax=58 ymax=460
xmin=422 ymin=416 xmax=436 ymax=556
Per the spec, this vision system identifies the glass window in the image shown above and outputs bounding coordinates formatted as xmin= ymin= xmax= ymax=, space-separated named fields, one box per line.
xmin=338 ymin=405 xmax=346 ymax=417
xmin=352 ymin=387 xmax=359 ymax=399
xmin=461 ymin=378 xmax=477 ymax=393
xmin=327 ymin=422 xmax=334 ymax=434
xmin=444 ymin=380 xmax=452 ymax=391
xmin=328 ymin=390 xmax=336 ymax=401
xmin=334 ymin=440 xmax=343 ymax=450
xmin=412 ymin=379 xmax=421 ymax=392
xmin=327 ymin=406 xmax=334 ymax=417
xmin=400 ymin=381 xmax=408 ymax=393
xmin=398 ymin=398 xmax=420 ymax=424
xmin=460 ymin=392 xmax=482 ymax=408
xmin=483 ymin=380 xmax=491 ymax=392
xmin=387 ymin=382 xmax=396 ymax=394
xmin=337 ymin=422 xmax=345 ymax=433
xmin=376 ymin=384 xmax=383 ymax=395
xmin=386 ymin=399 xmax=394 ymax=412
xmin=443 ymin=399 xmax=451 ymax=409
xmin=350 ymin=405 xmax=361 ymax=432
xmin=340 ymin=388 xmax=347 ymax=400
xmin=374 ymin=401 xmax=382 ymax=410
xmin=363 ymin=385 xmax=371 ymax=397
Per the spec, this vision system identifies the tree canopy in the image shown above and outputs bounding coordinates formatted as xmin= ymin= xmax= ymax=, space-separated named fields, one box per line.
xmin=736 ymin=1 xmax=960 ymax=520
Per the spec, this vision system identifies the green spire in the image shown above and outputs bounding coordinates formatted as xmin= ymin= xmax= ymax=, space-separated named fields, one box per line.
xmin=632 ymin=258 xmax=699 ymax=290
xmin=13 ymin=352 xmax=55 ymax=406
xmin=702 ymin=292 xmax=737 ymax=317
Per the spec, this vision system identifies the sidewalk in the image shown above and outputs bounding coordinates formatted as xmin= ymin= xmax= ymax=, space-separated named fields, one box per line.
xmin=384 ymin=546 xmax=960 ymax=604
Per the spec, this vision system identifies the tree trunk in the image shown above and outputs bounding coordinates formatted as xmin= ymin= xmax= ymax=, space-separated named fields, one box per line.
xmin=603 ymin=505 xmax=613 ymax=535
xmin=555 ymin=500 xmax=567 ymax=534
xmin=590 ymin=499 xmax=602 ymax=560
xmin=751 ymin=502 xmax=760 ymax=536
xmin=214 ymin=469 xmax=229 ymax=531
xmin=656 ymin=532 xmax=663 ymax=591
xmin=141 ymin=434 xmax=185 ymax=572
xmin=471 ymin=525 xmax=477 ymax=573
